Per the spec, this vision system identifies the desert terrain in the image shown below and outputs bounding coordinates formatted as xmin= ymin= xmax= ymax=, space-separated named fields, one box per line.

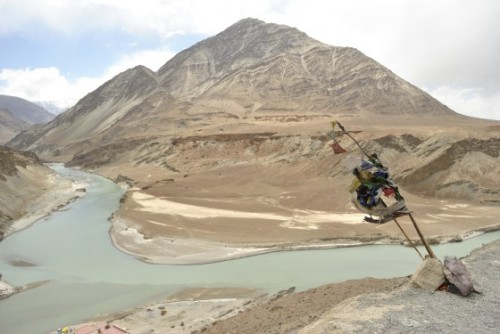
xmin=3 ymin=18 xmax=500 ymax=333
xmin=7 ymin=19 xmax=499 ymax=264
xmin=98 ymin=115 xmax=500 ymax=264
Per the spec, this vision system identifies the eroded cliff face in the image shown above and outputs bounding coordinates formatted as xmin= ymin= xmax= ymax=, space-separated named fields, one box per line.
xmin=0 ymin=147 xmax=69 ymax=240
xmin=62 ymin=119 xmax=499 ymax=206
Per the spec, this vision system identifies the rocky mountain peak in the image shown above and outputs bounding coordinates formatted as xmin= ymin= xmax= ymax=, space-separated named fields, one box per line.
xmin=82 ymin=65 xmax=158 ymax=105
xmin=157 ymin=18 xmax=323 ymax=98
xmin=227 ymin=17 xmax=266 ymax=29
xmin=206 ymin=17 xmax=313 ymax=53
xmin=49 ymin=65 xmax=159 ymax=126
xmin=9 ymin=18 xmax=461 ymax=162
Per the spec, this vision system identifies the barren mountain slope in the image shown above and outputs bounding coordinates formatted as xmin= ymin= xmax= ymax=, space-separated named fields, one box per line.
xmin=0 ymin=108 xmax=30 ymax=144
xmin=9 ymin=18 xmax=455 ymax=161
xmin=7 ymin=66 xmax=162 ymax=159
xmin=159 ymin=18 xmax=454 ymax=116
xmin=0 ymin=94 xmax=54 ymax=125
xmin=6 ymin=19 xmax=500 ymax=257
xmin=0 ymin=95 xmax=54 ymax=144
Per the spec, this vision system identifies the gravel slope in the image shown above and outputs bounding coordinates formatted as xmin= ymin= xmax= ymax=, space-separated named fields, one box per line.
xmin=300 ymin=239 xmax=500 ymax=333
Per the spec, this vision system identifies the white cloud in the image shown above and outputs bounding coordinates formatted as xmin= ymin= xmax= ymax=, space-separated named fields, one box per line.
xmin=429 ymin=86 xmax=500 ymax=121
xmin=257 ymin=0 xmax=500 ymax=120
xmin=1 ymin=0 xmax=499 ymax=120
xmin=0 ymin=48 xmax=175 ymax=109
xmin=0 ymin=67 xmax=100 ymax=109
xmin=0 ymin=0 xmax=284 ymax=37
xmin=104 ymin=49 xmax=175 ymax=77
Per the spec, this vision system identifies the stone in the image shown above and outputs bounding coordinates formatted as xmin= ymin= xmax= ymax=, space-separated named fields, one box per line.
xmin=410 ymin=258 xmax=445 ymax=292
xmin=443 ymin=256 xmax=474 ymax=296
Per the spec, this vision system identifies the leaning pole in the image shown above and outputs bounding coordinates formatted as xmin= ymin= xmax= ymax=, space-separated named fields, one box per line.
xmin=331 ymin=121 xmax=436 ymax=259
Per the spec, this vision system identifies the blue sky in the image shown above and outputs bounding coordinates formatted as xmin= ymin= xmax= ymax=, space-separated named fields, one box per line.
xmin=0 ymin=0 xmax=499 ymax=120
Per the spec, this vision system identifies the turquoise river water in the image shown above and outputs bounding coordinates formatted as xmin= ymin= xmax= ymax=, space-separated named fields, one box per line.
xmin=0 ymin=165 xmax=499 ymax=334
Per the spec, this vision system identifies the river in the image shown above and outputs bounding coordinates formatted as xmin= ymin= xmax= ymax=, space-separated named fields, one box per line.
xmin=1 ymin=165 xmax=499 ymax=334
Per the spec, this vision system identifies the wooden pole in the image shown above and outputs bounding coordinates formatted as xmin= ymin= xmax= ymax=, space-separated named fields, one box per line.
xmin=408 ymin=213 xmax=436 ymax=259
xmin=334 ymin=121 xmax=437 ymax=259
xmin=393 ymin=217 xmax=425 ymax=260
xmin=379 ymin=199 xmax=424 ymax=260
xmin=336 ymin=122 xmax=372 ymax=159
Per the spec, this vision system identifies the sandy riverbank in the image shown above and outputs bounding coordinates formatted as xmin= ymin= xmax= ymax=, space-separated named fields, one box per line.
xmin=55 ymin=278 xmax=408 ymax=334
xmin=1 ymin=165 xmax=86 ymax=299
xmin=110 ymin=188 xmax=500 ymax=265
xmin=0 ymin=278 xmax=49 ymax=299
xmin=0 ymin=280 xmax=17 ymax=299
xmin=3 ymin=165 xmax=87 ymax=238
xmin=48 ymin=287 xmax=266 ymax=334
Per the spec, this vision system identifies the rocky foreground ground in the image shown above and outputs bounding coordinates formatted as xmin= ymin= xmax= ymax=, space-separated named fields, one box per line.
xmin=67 ymin=239 xmax=500 ymax=334
xmin=201 ymin=240 xmax=500 ymax=334
xmin=297 ymin=239 xmax=500 ymax=334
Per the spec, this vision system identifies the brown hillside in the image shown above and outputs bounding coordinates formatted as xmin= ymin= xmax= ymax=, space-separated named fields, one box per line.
xmin=6 ymin=19 xmax=500 ymax=256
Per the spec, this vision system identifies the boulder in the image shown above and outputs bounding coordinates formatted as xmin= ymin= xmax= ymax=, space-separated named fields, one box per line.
xmin=443 ymin=256 xmax=474 ymax=296
xmin=410 ymin=258 xmax=445 ymax=291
